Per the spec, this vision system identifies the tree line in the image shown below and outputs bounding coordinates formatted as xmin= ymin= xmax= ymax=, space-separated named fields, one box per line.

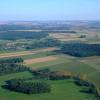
xmin=26 ymin=37 xmax=61 ymax=50
xmin=3 ymin=79 xmax=51 ymax=94
xmin=0 ymin=57 xmax=23 ymax=63
xmin=0 ymin=31 xmax=48 ymax=40
xmin=61 ymin=43 xmax=100 ymax=57
xmin=0 ymin=37 xmax=61 ymax=51
xmin=31 ymin=68 xmax=100 ymax=98
xmin=0 ymin=57 xmax=28 ymax=75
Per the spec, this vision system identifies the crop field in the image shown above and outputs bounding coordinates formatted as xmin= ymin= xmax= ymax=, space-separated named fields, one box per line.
xmin=0 ymin=47 xmax=58 ymax=58
xmin=23 ymin=53 xmax=100 ymax=87
xmin=24 ymin=56 xmax=58 ymax=65
xmin=0 ymin=47 xmax=99 ymax=100
xmin=0 ymin=48 xmax=100 ymax=87
xmin=79 ymin=56 xmax=100 ymax=87
xmin=49 ymin=32 xmax=100 ymax=44
xmin=79 ymin=56 xmax=100 ymax=70
xmin=49 ymin=33 xmax=85 ymax=41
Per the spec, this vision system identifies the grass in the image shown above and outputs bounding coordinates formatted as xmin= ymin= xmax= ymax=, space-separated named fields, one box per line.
xmin=0 ymin=72 xmax=94 ymax=100
xmin=28 ymin=54 xmax=71 ymax=68
xmin=28 ymin=55 xmax=96 ymax=74
xmin=79 ymin=56 xmax=100 ymax=70
xmin=22 ymin=51 xmax=56 ymax=60
xmin=79 ymin=56 xmax=100 ymax=87
xmin=46 ymin=61 xmax=96 ymax=74
xmin=0 ymin=50 xmax=99 ymax=88
xmin=86 ymin=36 xmax=100 ymax=44
xmin=0 ymin=47 xmax=99 ymax=99
xmin=88 ymin=71 xmax=100 ymax=87
xmin=27 ymin=54 xmax=100 ymax=88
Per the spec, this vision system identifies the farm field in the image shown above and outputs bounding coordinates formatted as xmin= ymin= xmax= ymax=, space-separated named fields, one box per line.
xmin=0 ymin=48 xmax=100 ymax=88
xmin=49 ymin=32 xmax=100 ymax=44
xmin=79 ymin=56 xmax=100 ymax=87
xmin=49 ymin=33 xmax=84 ymax=41
xmin=0 ymin=43 xmax=100 ymax=99
xmin=24 ymin=56 xmax=58 ymax=65
xmin=24 ymin=53 xmax=100 ymax=88
xmin=0 ymin=47 xmax=58 ymax=58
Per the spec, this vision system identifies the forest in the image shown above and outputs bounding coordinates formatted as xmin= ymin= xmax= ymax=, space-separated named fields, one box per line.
xmin=0 ymin=57 xmax=28 ymax=75
xmin=61 ymin=43 xmax=100 ymax=57
xmin=3 ymin=79 xmax=51 ymax=94
xmin=26 ymin=38 xmax=61 ymax=49
xmin=0 ymin=31 xmax=48 ymax=40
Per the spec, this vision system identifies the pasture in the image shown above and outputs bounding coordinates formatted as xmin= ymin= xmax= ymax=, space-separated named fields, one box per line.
xmin=0 ymin=72 xmax=94 ymax=100
xmin=22 ymin=52 xmax=100 ymax=88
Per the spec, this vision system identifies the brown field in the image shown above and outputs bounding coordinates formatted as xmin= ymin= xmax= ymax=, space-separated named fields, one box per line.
xmin=0 ymin=47 xmax=59 ymax=58
xmin=49 ymin=33 xmax=84 ymax=41
xmin=24 ymin=56 xmax=58 ymax=65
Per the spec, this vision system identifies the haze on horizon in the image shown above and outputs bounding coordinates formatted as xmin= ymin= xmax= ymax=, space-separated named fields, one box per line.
xmin=0 ymin=0 xmax=100 ymax=21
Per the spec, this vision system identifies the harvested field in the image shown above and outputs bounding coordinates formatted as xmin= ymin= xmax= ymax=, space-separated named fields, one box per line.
xmin=49 ymin=33 xmax=84 ymax=41
xmin=24 ymin=56 xmax=58 ymax=65
xmin=0 ymin=47 xmax=59 ymax=58
xmin=0 ymin=51 xmax=35 ymax=58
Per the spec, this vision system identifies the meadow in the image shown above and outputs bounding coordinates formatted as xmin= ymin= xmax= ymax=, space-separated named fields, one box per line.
xmin=0 ymin=71 xmax=94 ymax=100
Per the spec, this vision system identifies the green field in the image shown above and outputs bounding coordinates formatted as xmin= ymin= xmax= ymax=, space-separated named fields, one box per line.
xmin=26 ymin=54 xmax=100 ymax=88
xmin=0 ymin=71 xmax=94 ymax=100
xmin=22 ymin=51 xmax=56 ymax=60
xmin=1 ymin=49 xmax=99 ymax=88
xmin=0 ymin=48 xmax=99 ymax=100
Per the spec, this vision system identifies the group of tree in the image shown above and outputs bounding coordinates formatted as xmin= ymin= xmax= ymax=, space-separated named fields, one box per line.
xmin=49 ymin=70 xmax=71 ymax=80
xmin=0 ymin=37 xmax=61 ymax=51
xmin=45 ymin=30 xmax=77 ymax=34
xmin=73 ymin=75 xmax=100 ymax=99
xmin=0 ymin=31 xmax=48 ymax=40
xmin=26 ymin=37 xmax=61 ymax=50
xmin=0 ymin=57 xmax=28 ymax=75
xmin=3 ymin=79 xmax=51 ymax=94
xmin=0 ymin=57 xmax=23 ymax=63
xmin=61 ymin=43 xmax=100 ymax=57
xmin=32 ymin=68 xmax=100 ymax=98
xmin=0 ymin=24 xmax=33 ymax=31
xmin=32 ymin=69 xmax=71 ymax=80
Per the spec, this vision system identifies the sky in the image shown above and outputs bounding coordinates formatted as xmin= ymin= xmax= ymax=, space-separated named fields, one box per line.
xmin=0 ymin=0 xmax=100 ymax=21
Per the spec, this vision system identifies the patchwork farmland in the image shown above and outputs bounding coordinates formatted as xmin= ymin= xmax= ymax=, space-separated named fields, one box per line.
xmin=0 ymin=47 xmax=100 ymax=88
xmin=0 ymin=47 xmax=96 ymax=100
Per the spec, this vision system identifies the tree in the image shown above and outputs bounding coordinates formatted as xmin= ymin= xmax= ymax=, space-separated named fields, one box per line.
xmin=3 ymin=79 xmax=51 ymax=94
